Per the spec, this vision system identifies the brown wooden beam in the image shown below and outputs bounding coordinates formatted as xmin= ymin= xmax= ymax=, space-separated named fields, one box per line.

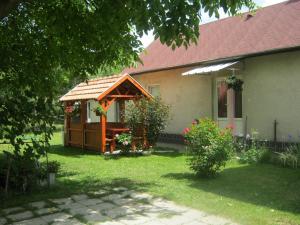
xmin=106 ymin=95 xmax=139 ymax=98
xmin=100 ymin=101 xmax=107 ymax=153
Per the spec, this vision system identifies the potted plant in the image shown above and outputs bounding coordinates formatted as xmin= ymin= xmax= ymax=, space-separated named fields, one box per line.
xmin=93 ymin=104 xmax=106 ymax=116
xmin=225 ymin=75 xmax=244 ymax=92
xmin=115 ymin=133 xmax=132 ymax=154
xmin=46 ymin=161 xmax=60 ymax=186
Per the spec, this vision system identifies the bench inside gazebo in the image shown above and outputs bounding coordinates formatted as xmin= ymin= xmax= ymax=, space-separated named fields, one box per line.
xmin=59 ymin=73 xmax=152 ymax=153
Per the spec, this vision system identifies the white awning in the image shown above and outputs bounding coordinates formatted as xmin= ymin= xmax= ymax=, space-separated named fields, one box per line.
xmin=182 ymin=61 xmax=238 ymax=76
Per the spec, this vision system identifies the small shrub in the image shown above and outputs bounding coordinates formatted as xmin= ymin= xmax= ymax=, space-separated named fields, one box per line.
xmin=239 ymin=148 xmax=271 ymax=164
xmin=276 ymin=145 xmax=300 ymax=168
xmin=115 ymin=133 xmax=132 ymax=153
xmin=126 ymin=97 xmax=170 ymax=147
xmin=184 ymin=118 xmax=234 ymax=177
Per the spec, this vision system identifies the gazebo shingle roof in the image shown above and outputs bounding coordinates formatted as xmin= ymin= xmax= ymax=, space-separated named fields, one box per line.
xmin=60 ymin=73 xmax=151 ymax=102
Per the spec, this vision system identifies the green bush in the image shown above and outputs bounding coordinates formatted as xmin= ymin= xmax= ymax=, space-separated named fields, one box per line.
xmin=115 ymin=133 xmax=132 ymax=153
xmin=239 ymin=148 xmax=271 ymax=164
xmin=126 ymin=97 xmax=170 ymax=147
xmin=184 ymin=118 xmax=234 ymax=177
xmin=276 ymin=145 xmax=300 ymax=168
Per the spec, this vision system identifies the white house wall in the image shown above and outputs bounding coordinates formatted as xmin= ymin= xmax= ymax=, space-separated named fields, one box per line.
xmin=133 ymin=50 xmax=300 ymax=142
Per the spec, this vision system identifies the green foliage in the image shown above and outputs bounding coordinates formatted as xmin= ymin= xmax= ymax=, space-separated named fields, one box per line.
xmin=92 ymin=104 xmax=106 ymax=116
xmin=126 ymin=97 xmax=170 ymax=147
xmin=0 ymin=151 xmax=39 ymax=193
xmin=184 ymin=118 xmax=233 ymax=177
xmin=0 ymin=0 xmax=256 ymax=193
xmin=277 ymin=145 xmax=300 ymax=168
xmin=239 ymin=148 xmax=271 ymax=164
xmin=115 ymin=133 xmax=132 ymax=153
xmin=226 ymin=75 xmax=244 ymax=91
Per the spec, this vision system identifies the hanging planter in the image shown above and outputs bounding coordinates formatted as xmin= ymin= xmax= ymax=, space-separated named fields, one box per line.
xmin=93 ymin=104 xmax=107 ymax=116
xmin=225 ymin=75 xmax=244 ymax=92
xmin=64 ymin=106 xmax=73 ymax=116
xmin=65 ymin=102 xmax=81 ymax=116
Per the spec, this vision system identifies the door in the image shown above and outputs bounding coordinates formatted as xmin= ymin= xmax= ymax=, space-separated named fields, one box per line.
xmin=215 ymin=78 xmax=243 ymax=136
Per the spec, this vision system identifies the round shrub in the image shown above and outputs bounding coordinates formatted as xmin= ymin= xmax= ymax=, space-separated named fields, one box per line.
xmin=184 ymin=118 xmax=233 ymax=177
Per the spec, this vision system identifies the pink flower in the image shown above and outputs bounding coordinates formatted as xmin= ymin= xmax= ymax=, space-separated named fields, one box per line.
xmin=115 ymin=134 xmax=119 ymax=138
xmin=123 ymin=141 xmax=129 ymax=145
xmin=183 ymin=127 xmax=190 ymax=135
xmin=226 ymin=124 xmax=235 ymax=130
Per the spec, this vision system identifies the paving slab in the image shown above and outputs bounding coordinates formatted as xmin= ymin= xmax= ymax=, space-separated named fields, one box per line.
xmin=102 ymin=193 xmax=123 ymax=202
xmin=95 ymin=221 xmax=124 ymax=225
xmin=82 ymin=213 xmax=110 ymax=223
xmin=49 ymin=197 xmax=74 ymax=205
xmin=51 ymin=218 xmax=85 ymax=225
xmin=71 ymin=194 xmax=89 ymax=201
xmin=2 ymin=207 xmax=24 ymax=215
xmin=200 ymin=215 xmax=232 ymax=225
xmin=112 ymin=187 xmax=128 ymax=192
xmin=112 ymin=197 xmax=133 ymax=206
xmin=40 ymin=212 xmax=72 ymax=223
xmin=90 ymin=202 xmax=116 ymax=212
xmin=7 ymin=211 xmax=34 ymax=222
xmin=28 ymin=201 xmax=47 ymax=209
xmin=1 ymin=187 xmax=238 ymax=225
xmin=12 ymin=217 xmax=47 ymax=225
xmin=78 ymin=198 xmax=103 ymax=206
xmin=118 ymin=214 xmax=152 ymax=225
xmin=104 ymin=207 xmax=131 ymax=219
xmin=57 ymin=202 xmax=84 ymax=210
xmin=35 ymin=207 xmax=59 ymax=215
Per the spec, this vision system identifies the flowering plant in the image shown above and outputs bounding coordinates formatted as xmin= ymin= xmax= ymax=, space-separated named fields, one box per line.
xmin=65 ymin=102 xmax=81 ymax=116
xmin=93 ymin=104 xmax=106 ymax=116
xmin=183 ymin=118 xmax=233 ymax=177
xmin=115 ymin=133 xmax=132 ymax=153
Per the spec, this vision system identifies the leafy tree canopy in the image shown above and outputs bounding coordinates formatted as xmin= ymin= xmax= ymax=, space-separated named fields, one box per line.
xmin=0 ymin=0 xmax=255 ymax=161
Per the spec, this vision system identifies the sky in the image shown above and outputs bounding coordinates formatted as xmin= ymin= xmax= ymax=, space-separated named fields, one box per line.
xmin=140 ymin=0 xmax=287 ymax=48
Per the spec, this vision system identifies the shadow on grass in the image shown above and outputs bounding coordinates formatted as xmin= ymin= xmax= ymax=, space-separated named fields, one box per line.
xmin=49 ymin=144 xmax=184 ymax=159
xmin=48 ymin=145 xmax=102 ymax=158
xmin=162 ymin=163 xmax=300 ymax=214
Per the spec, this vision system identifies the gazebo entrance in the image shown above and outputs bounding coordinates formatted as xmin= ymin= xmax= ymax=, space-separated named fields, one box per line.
xmin=60 ymin=74 xmax=152 ymax=153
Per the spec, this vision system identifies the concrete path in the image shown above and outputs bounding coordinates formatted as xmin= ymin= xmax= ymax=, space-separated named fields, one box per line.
xmin=0 ymin=187 xmax=237 ymax=225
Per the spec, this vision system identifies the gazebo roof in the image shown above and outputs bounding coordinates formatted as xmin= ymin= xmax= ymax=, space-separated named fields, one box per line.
xmin=59 ymin=73 xmax=151 ymax=102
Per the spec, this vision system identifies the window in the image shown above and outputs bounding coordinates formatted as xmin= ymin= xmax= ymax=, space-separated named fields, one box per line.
xmin=234 ymin=89 xmax=243 ymax=118
xmin=148 ymin=85 xmax=160 ymax=97
xmin=217 ymin=80 xmax=242 ymax=118
xmin=217 ymin=81 xmax=227 ymax=118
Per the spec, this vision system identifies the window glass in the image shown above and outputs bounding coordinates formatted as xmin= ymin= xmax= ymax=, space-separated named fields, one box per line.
xmin=235 ymin=89 xmax=243 ymax=118
xmin=217 ymin=81 xmax=227 ymax=118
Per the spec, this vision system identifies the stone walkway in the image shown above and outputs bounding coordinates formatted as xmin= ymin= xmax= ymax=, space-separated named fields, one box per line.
xmin=0 ymin=187 xmax=237 ymax=225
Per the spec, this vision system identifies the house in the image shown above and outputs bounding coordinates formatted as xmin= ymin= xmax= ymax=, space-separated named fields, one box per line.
xmin=123 ymin=1 xmax=300 ymax=143
xmin=60 ymin=74 xmax=152 ymax=152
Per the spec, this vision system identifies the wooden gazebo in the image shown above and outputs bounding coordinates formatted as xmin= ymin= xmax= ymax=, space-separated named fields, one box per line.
xmin=59 ymin=73 xmax=152 ymax=153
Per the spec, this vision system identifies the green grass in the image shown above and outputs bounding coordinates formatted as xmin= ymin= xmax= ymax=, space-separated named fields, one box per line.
xmin=1 ymin=130 xmax=300 ymax=225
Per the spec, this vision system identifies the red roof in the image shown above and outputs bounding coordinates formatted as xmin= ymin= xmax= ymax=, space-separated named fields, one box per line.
xmin=124 ymin=0 xmax=300 ymax=74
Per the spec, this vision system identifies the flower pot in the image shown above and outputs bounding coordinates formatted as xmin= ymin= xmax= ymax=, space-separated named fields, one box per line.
xmin=48 ymin=173 xmax=56 ymax=186
xmin=39 ymin=179 xmax=48 ymax=187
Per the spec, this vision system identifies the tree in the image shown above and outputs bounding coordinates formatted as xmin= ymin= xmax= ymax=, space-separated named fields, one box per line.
xmin=0 ymin=0 xmax=255 ymax=177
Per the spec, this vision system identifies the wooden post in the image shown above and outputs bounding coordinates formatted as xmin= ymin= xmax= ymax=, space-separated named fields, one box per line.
xmin=119 ymin=100 xmax=125 ymax=124
xmin=100 ymin=101 xmax=107 ymax=153
xmin=64 ymin=102 xmax=70 ymax=147
xmin=81 ymin=100 xmax=87 ymax=150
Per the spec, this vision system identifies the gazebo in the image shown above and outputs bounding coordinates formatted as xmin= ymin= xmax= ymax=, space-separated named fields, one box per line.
xmin=59 ymin=73 xmax=152 ymax=153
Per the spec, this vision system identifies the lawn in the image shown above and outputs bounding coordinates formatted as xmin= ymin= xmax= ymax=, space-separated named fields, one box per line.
xmin=1 ymin=129 xmax=300 ymax=225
